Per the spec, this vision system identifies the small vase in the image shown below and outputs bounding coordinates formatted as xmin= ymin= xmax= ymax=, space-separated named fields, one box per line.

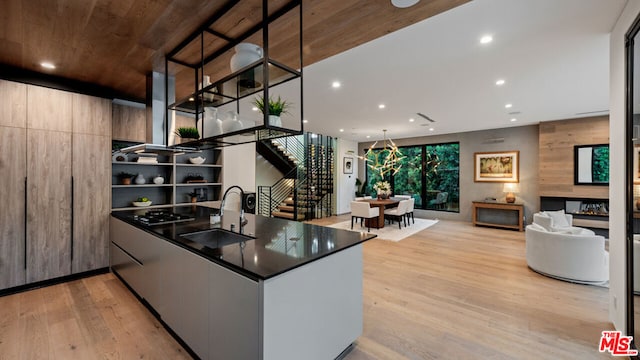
xmin=135 ymin=173 xmax=145 ymax=185
xmin=230 ymin=43 xmax=263 ymax=72
xmin=121 ymin=178 xmax=131 ymax=185
xmin=153 ymin=175 xmax=164 ymax=184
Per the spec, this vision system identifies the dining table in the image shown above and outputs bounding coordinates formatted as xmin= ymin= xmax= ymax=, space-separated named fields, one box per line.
xmin=359 ymin=198 xmax=400 ymax=229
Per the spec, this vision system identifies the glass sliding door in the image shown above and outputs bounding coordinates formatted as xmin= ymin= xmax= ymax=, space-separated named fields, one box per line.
xmin=392 ymin=146 xmax=423 ymax=207
xmin=425 ymin=143 xmax=460 ymax=212
xmin=364 ymin=142 xmax=460 ymax=212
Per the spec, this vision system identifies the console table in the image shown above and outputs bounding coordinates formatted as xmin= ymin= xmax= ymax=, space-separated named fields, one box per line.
xmin=472 ymin=201 xmax=524 ymax=231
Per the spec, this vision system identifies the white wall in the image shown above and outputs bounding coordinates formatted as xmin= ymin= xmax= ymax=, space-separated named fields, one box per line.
xmin=222 ymin=143 xmax=256 ymax=209
xmin=255 ymin=154 xmax=284 ymax=189
xmin=335 ymin=138 xmax=359 ymax=215
xmin=609 ymin=0 xmax=640 ymax=333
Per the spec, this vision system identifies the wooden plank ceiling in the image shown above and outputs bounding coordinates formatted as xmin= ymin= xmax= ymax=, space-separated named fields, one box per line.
xmin=0 ymin=0 xmax=469 ymax=102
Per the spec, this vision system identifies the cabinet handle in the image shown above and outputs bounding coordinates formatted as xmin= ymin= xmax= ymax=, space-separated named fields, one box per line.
xmin=70 ymin=176 xmax=74 ymax=266
xmin=24 ymin=177 xmax=27 ymax=270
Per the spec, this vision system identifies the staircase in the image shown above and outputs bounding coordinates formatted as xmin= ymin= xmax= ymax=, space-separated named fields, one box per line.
xmin=257 ymin=134 xmax=334 ymax=221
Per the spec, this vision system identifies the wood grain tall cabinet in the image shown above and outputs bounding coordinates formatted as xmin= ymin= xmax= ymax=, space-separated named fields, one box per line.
xmin=26 ymin=85 xmax=73 ymax=283
xmin=71 ymin=94 xmax=111 ymax=273
xmin=0 ymin=80 xmax=27 ymax=289
xmin=0 ymin=79 xmax=111 ymax=290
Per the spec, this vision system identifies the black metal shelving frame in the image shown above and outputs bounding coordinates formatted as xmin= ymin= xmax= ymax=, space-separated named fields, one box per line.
xmin=164 ymin=0 xmax=304 ymax=149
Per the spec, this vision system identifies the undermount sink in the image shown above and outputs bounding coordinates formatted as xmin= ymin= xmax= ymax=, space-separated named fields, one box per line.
xmin=180 ymin=228 xmax=253 ymax=249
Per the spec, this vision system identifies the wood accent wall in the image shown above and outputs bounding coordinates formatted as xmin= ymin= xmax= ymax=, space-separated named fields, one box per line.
xmin=538 ymin=116 xmax=609 ymax=198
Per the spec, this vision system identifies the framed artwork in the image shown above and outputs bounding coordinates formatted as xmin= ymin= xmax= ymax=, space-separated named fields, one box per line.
xmin=343 ymin=157 xmax=353 ymax=174
xmin=634 ymin=145 xmax=640 ymax=184
xmin=474 ymin=150 xmax=519 ymax=182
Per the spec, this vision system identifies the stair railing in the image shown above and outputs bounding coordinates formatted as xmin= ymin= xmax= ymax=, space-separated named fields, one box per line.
xmin=271 ymin=135 xmax=305 ymax=165
xmin=257 ymin=166 xmax=297 ymax=217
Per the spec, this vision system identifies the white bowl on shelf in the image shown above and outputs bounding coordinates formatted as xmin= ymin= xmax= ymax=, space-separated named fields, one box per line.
xmin=132 ymin=201 xmax=152 ymax=207
xmin=189 ymin=156 xmax=206 ymax=164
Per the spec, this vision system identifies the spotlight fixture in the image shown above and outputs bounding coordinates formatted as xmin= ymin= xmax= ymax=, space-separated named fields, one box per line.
xmin=505 ymin=103 xmax=513 ymax=109
xmin=378 ymin=104 xmax=386 ymax=109
xmin=496 ymin=79 xmax=505 ymax=86
xmin=480 ymin=35 xmax=493 ymax=44
xmin=332 ymin=81 xmax=341 ymax=88
xmin=40 ymin=62 xmax=56 ymax=69
xmin=391 ymin=0 xmax=420 ymax=8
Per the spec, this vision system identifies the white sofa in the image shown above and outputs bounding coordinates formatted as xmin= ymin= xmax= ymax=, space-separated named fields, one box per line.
xmin=525 ymin=211 xmax=608 ymax=285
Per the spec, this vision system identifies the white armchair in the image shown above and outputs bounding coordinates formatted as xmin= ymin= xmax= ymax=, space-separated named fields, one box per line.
xmin=384 ymin=199 xmax=410 ymax=229
xmin=525 ymin=222 xmax=608 ymax=285
xmin=351 ymin=201 xmax=379 ymax=232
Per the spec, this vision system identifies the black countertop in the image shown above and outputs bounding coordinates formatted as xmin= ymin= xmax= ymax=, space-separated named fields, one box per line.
xmin=111 ymin=206 xmax=376 ymax=281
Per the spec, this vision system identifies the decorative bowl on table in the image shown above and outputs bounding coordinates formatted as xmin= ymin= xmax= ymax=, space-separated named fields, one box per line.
xmin=132 ymin=201 xmax=152 ymax=207
xmin=189 ymin=156 xmax=206 ymax=164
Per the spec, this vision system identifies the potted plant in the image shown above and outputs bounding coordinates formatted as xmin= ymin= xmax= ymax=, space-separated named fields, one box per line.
xmin=373 ymin=181 xmax=391 ymax=199
xmin=252 ymin=95 xmax=291 ymax=127
xmin=187 ymin=191 xmax=199 ymax=203
xmin=117 ymin=172 xmax=135 ymax=185
xmin=174 ymin=127 xmax=200 ymax=144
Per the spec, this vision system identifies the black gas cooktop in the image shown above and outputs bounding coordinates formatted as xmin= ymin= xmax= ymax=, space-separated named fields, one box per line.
xmin=134 ymin=210 xmax=196 ymax=226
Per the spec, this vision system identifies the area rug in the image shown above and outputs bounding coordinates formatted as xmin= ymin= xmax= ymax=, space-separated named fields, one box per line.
xmin=327 ymin=218 xmax=438 ymax=242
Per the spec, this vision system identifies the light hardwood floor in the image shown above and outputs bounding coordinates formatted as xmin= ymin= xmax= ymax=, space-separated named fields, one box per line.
xmin=0 ymin=217 xmax=614 ymax=359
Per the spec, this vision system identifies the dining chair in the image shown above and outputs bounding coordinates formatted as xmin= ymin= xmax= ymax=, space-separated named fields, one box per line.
xmin=363 ymin=195 xmax=372 ymax=199
xmin=351 ymin=201 xmax=379 ymax=231
xmin=405 ymin=198 xmax=415 ymax=225
xmin=354 ymin=197 xmax=365 ymax=201
xmin=394 ymin=195 xmax=411 ymax=200
xmin=384 ymin=199 xmax=410 ymax=229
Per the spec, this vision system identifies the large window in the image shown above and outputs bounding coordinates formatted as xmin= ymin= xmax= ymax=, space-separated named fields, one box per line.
xmin=365 ymin=142 xmax=459 ymax=212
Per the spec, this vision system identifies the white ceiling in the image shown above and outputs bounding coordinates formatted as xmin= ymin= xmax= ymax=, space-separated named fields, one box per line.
xmin=301 ymin=0 xmax=627 ymax=143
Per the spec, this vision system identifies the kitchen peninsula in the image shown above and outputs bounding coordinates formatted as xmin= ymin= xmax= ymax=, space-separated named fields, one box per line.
xmin=110 ymin=206 xmax=375 ymax=360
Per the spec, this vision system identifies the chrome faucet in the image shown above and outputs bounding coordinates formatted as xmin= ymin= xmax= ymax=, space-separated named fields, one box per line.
xmin=220 ymin=185 xmax=245 ymax=233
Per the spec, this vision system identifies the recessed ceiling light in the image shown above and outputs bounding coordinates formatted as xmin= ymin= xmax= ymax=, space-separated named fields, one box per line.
xmin=496 ymin=79 xmax=505 ymax=86
xmin=429 ymin=128 xmax=435 ymax=132
xmin=391 ymin=0 xmax=420 ymax=8
xmin=332 ymin=81 xmax=341 ymax=88
xmin=505 ymin=103 xmax=513 ymax=109
xmin=480 ymin=35 xmax=493 ymax=44
xmin=189 ymin=97 xmax=195 ymax=102
xmin=378 ymin=104 xmax=386 ymax=109
xmin=303 ymin=119 xmax=308 ymax=123
xmin=339 ymin=129 xmax=344 ymax=132
xmin=40 ymin=62 xmax=56 ymax=69
xmin=409 ymin=118 xmax=415 ymax=122
xmin=366 ymin=135 xmax=371 ymax=139
xmin=510 ymin=118 xmax=517 ymax=122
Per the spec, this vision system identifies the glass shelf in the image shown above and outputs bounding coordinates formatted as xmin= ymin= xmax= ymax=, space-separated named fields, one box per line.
xmin=168 ymin=59 xmax=300 ymax=114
